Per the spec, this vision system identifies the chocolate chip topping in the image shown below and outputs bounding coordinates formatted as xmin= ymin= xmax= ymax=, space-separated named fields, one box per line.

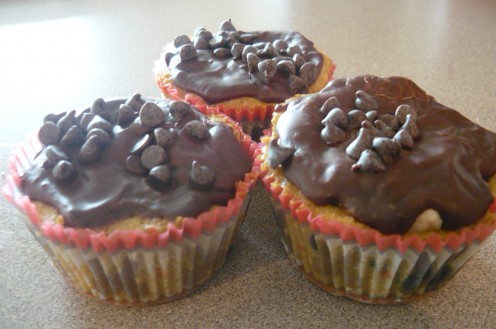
xmin=271 ymin=75 xmax=496 ymax=234
xmin=166 ymin=22 xmax=324 ymax=104
xmin=38 ymin=122 xmax=60 ymax=145
xmin=23 ymin=96 xmax=252 ymax=228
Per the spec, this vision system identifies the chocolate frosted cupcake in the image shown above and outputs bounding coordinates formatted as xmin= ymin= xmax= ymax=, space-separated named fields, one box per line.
xmin=255 ymin=75 xmax=496 ymax=303
xmin=3 ymin=95 xmax=257 ymax=304
xmin=154 ymin=20 xmax=335 ymax=140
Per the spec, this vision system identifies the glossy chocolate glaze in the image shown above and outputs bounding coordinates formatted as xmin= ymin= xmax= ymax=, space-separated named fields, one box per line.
xmin=274 ymin=76 xmax=496 ymax=234
xmin=22 ymin=97 xmax=252 ymax=228
xmin=168 ymin=31 xmax=324 ymax=104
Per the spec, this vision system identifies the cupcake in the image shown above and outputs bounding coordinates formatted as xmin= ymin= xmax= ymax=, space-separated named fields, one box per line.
xmin=154 ymin=19 xmax=335 ymax=140
xmin=3 ymin=94 xmax=258 ymax=305
xmin=255 ymin=75 xmax=496 ymax=303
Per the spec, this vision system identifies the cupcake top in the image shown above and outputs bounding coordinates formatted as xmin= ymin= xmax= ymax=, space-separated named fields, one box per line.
xmin=22 ymin=95 xmax=252 ymax=228
xmin=268 ymin=75 xmax=496 ymax=234
xmin=164 ymin=20 xmax=324 ymax=104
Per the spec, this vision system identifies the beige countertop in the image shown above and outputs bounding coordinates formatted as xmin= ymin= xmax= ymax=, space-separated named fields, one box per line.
xmin=1 ymin=0 xmax=496 ymax=328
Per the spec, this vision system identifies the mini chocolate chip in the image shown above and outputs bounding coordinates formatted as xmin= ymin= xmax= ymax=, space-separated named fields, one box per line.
xmin=39 ymin=122 xmax=60 ymax=145
xmin=355 ymin=90 xmax=378 ymax=112
xmin=277 ymin=60 xmax=296 ymax=76
xmin=174 ymin=35 xmax=191 ymax=48
xmin=289 ymin=75 xmax=306 ymax=94
xmin=179 ymin=44 xmax=197 ymax=61
xmin=346 ymin=125 xmax=374 ymax=160
xmin=239 ymin=33 xmax=258 ymax=44
xmin=154 ymin=127 xmax=177 ymax=147
xmin=118 ymin=104 xmax=137 ymax=126
xmin=286 ymin=45 xmax=302 ymax=57
xmin=219 ymin=19 xmax=236 ymax=32
xmin=76 ymin=109 xmax=90 ymax=125
xmin=321 ymin=121 xmax=347 ymax=145
xmin=149 ymin=164 xmax=172 ymax=185
xmin=52 ymin=160 xmax=75 ymax=180
xmin=91 ymin=98 xmax=109 ymax=119
xmin=361 ymin=120 xmax=382 ymax=137
xmin=208 ymin=35 xmax=225 ymax=48
xmin=372 ymin=137 xmax=401 ymax=164
xmin=258 ymin=59 xmax=277 ymax=80
xmin=190 ymin=161 xmax=215 ymax=189
xmin=374 ymin=120 xmax=395 ymax=138
xmin=246 ymin=53 xmax=261 ymax=73
xmin=45 ymin=145 xmax=69 ymax=164
xmin=352 ymin=149 xmax=385 ymax=173
xmin=401 ymin=113 xmax=420 ymax=139
xmin=214 ymin=47 xmax=231 ymax=58
xmin=183 ymin=120 xmax=210 ymax=140
xmin=293 ymin=54 xmax=306 ymax=69
xmin=196 ymin=29 xmax=213 ymax=40
xmin=231 ymin=43 xmax=245 ymax=59
xmin=194 ymin=27 xmax=206 ymax=36
xmin=347 ymin=110 xmax=367 ymax=130
xmin=273 ymin=39 xmax=289 ymax=52
xmin=393 ymin=129 xmax=414 ymax=149
xmin=141 ymin=145 xmax=167 ymax=169
xmin=395 ymin=104 xmax=417 ymax=125
xmin=260 ymin=43 xmax=278 ymax=58
xmin=319 ymin=97 xmax=341 ymax=116
xmin=131 ymin=133 xmax=152 ymax=155
xmin=378 ymin=114 xmax=400 ymax=131
xmin=365 ymin=110 xmax=378 ymax=122
xmin=226 ymin=32 xmax=240 ymax=46
xmin=57 ymin=110 xmax=76 ymax=134
xmin=60 ymin=125 xmax=84 ymax=146
xmin=165 ymin=52 xmax=175 ymax=66
xmin=87 ymin=115 xmax=112 ymax=133
xmin=125 ymin=93 xmax=144 ymax=111
xmin=139 ymin=102 xmax=165 ymax=128
xmin=87 ymin=128 xmax=112 ymax=147
xmin=169 ymin=101 xmax=191 ymax=122
xmin=193 ymin=37 xmax=209 ymax=49
xmin=127 ymin=120 xmax=149 ymax=136
xmin=43 ymin=112 xmax=66 ymax=124
xmin=299 ymin=62 xmax=318 ymax=86
xmin=78 ymin=135 xmax=104 ymax=165
xmin=322 ymin=108 xmax=349 ymax=130
xmin=267 ymin=138 xmax=294 ymax=168
xmin=242 ymin=45 xmax=257 ymax=63
xmin=125 ymin=155 xmax=147 ymax=175
xmin=79 ymin=113 xmax=95 ymax=132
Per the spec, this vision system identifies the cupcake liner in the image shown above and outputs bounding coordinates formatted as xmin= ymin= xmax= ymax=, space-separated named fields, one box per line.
xmin=3 ymin=123 xmax=258 ymax=305
xmin=254 ymin=142 xmax=496 ymax=304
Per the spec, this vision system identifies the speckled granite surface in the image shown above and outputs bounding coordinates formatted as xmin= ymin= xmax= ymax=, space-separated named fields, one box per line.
xmin=1 ymin=0 xmax=496 ymax=328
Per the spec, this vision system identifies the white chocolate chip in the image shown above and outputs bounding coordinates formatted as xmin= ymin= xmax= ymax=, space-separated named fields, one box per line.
xmin=409 ymin=209 xmax=443 ymax=233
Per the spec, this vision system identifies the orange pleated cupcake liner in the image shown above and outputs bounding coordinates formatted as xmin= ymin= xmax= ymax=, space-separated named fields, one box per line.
xmin=3 ymin=120 xmax=259 ymax=305
xmin=254 ymin=139 xmax=496 ymax=303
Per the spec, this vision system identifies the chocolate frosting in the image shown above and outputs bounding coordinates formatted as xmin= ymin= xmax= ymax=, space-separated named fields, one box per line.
xmin=273 ymin=76 xmax=496 ymax=234
xmin=22 ymin=97 xmax=252 ymax=228
xmin=168 ymin=31 xmax=324 ymax=104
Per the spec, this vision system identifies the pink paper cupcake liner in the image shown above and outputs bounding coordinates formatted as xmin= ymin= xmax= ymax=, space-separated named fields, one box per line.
xmin=3 ymin=123 xmax=258 ymax=305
